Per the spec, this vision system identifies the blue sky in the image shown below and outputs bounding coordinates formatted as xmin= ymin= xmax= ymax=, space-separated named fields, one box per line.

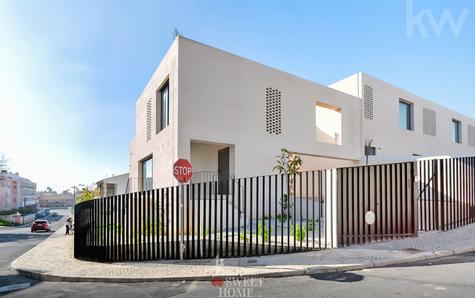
xmin=0 ymin=0 xmax=473 ymax=191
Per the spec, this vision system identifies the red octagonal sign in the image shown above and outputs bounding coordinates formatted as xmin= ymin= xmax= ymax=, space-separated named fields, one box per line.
xmin=173 ymin=159 xmax=193 ymax=183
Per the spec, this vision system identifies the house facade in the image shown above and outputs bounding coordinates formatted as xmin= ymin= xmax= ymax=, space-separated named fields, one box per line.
xmin=96 ymin=173 xmax=129 ymax=196
xmin=0 ymin=170 xmax=37 ymax=211
xmin=128 ymin=36 xmax=475 ymax=191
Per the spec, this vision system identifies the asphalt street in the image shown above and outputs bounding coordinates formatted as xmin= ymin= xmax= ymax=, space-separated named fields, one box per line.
xmin=1 ymin=249 xmax=474 ymax=297
xmin=0 ymin=209 xmax=70 ymax=295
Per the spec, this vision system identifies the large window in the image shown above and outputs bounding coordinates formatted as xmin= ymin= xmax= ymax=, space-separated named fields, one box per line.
xmin=452 ymin=119 xmax=461 ymax=144
xmin=157 ymin=80 xmax=169 ymax=132
xmin=399 ymin=100 xmax=413 ymax=130
xmin=142 ymin=157 xmax=153 ymax=191
xmin=315 ymin=101 xmax=342 ymax=145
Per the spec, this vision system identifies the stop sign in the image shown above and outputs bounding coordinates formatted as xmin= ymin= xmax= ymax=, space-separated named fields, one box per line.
xmin=173 ymin=159 xmax=193 ymax=183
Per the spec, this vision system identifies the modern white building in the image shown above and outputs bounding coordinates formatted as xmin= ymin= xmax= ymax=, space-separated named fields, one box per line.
xmin=96 ymin=173 xmax=129 ymax=196
xmin=128 ymin=36 xmax=475 ymax=192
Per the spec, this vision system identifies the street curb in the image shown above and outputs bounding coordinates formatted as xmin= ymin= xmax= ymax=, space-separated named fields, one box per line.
xmin=11 ymin=247 xmax=474 ymax=283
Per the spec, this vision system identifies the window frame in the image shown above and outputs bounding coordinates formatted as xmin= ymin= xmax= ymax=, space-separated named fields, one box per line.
xmin=156 ymin=79 xmax=170 ymax=133
xmin=452 ymin=119 xmax=462 ymax=144
xmin=399 ymin=99 xmax=414 ymax=131
xmin=141 ymin=155 xmax=153 ymax=191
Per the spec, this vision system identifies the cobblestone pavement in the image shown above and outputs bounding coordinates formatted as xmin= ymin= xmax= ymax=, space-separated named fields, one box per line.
xmin=11 ymin=224 xmax=475 ymax=281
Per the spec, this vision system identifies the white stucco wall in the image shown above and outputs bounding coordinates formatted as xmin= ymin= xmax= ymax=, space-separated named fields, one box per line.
xmin=129 ymin=38 xmax=180 ymax=190
xmin=130 ymin=36 xmax=475 ymax=190
xmin=330 ymin=72 xmax=475 ymax=160
xmin=177 ymin=37 xmax=362 ymax=181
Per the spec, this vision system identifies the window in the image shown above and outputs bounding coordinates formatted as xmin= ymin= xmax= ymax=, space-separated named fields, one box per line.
xmin=399 ymin=100 xmax=413 ymax=130
xmin=316 ymin=102 xmax=342 ymax=145
xmin=142 ymin=157 xmax=153 ymax=191
xmin=157 ymin=80 xmax=169 ymax=132
xmin=365 ymin=146 xmax=376 ymax=156
xmin=106 ymin=184 xmax=116 ymax=196
xmin=452 ymin=119 xmax=461 ymax=144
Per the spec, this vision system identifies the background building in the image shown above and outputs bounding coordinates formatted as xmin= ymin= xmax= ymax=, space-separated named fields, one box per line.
xmin=0 ymin=170 xmax=37 ymax=211
xmin=96 ymin=173 xmax=129 ymax=196
xmin=37 ymin=191 xmax=74 ymax=209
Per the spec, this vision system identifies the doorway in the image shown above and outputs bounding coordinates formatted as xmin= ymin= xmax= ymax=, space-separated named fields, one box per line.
xmin=218 ymin=147 xmax=229 ymax=194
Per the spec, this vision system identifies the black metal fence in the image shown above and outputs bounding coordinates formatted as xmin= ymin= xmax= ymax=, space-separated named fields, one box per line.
xmin=418 ymin=157 xmax=475 ymax=231
xmin=75 ymin=157 xmax=475 ymax=261
xmin=74 ymin=169 xmax=337 ymax=262
xmin=337 ymin=162 xmax=417 ymax=247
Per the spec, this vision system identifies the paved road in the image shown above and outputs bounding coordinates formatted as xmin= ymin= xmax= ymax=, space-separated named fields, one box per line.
xmin=0 ymin=209 xmax=70 ymax=295
xmin=3 ymin=250 xmax=474 ymax=297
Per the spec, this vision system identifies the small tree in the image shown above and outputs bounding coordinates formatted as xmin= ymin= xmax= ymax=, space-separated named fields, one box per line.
xmin=273 ymin=148 xmax=303 ymax=221
xmin=75 ymin=186 xmax=100 ymax=203
xmin=0 ymin=153 xmax=10 ymax=172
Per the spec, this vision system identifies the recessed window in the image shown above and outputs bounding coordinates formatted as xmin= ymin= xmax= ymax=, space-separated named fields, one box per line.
xmin=452 ymin=119 xmax=462 ymax=144
xmin=399 ymin=100 xmax=413 ymax=130
xmin=142 ymin=157 xmax=153 ymax=191
xmin=157 ymin=80 xmax=169 ymax=133
xmin=365 ymin=146 xmax=376 ymax=156
xmin=316 ymin=102 xmax=342 ymax=145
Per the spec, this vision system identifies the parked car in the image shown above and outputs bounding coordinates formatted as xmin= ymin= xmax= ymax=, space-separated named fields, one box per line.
xmin=31 ymin=220 xmax=51 ymax=232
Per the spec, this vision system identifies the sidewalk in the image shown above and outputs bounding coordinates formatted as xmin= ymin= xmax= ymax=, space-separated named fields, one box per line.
xmin=12 ymin=224 xmax=475 ymax=282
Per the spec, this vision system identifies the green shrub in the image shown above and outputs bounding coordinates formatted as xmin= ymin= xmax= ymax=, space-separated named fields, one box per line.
xmin=258 ymin=222 xmax=271 ymax=242
xmin=239 ymin=232 xmax=249 ymax=241
xmin=277 ymin=213 xmax=288 ymax=223
xmin=291 ymin=224 xmax=307 ymax=241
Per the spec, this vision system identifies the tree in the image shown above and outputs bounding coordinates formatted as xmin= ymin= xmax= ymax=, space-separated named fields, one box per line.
xmin=75 ymin=186 xmax=100 ymax=203
xmin=273 ymin=148 xmax=303 ymax=221
xmin=0 ymin=153 xmax=9 ymax=172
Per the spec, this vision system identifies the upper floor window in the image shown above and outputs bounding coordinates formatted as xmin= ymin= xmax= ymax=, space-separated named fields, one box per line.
xmin=399 ymin=100 xmax=413 ymax=131
xmin=315 ymin=101 xmax=342 ymax=145
xmin=452 ymin=119 xmax=462 ymax=144
xmin=157 ymin=80 xmax=169 ymax=132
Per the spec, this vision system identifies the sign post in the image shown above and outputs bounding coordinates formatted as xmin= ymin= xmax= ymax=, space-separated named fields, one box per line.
xmin=173 ymin=159 xmax=192 ymax=260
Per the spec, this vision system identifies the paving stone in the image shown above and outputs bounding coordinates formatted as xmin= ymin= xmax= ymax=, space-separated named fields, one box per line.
xmin=11 ymin=224 xmax=475 ymax=281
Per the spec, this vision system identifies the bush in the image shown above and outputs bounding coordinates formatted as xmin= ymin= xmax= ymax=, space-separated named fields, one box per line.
xmin=258 ymin=222 xmax=271 ymax=242
xmin=277 ymin=213 xmax=288 ymax=223
xmin=239 ymin=232 xmax=249 ymax=241
xmin=291 ymin=224 xmax=307 ymax=241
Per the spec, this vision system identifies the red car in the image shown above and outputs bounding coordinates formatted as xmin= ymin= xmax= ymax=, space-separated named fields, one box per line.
xmin=31 ymin=220 xmax=51 ymax=232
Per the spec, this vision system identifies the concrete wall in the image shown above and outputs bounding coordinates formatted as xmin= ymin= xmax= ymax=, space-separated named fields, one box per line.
xmin=130 ymin=37 xmax=475 ymax=191
xmin=330 ymin=72 xmax=475 ymax=161
xmin=129 ymin=39 xmax=180 ymax=190
xmin=177 ymin=37 xmax=362 ymax=181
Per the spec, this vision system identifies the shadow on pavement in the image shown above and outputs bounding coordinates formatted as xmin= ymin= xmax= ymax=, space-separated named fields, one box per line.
xmin=0 ymin=234 xmax=51 ymax=244
xmin=310 ymin=272 xmax=364 ymax=283
xmin=0 ymin=274 xmax=40 ymax=296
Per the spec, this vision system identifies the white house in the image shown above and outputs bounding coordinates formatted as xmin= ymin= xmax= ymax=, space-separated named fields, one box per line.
xmin=128 ymin=36 xmax=475 ymax=192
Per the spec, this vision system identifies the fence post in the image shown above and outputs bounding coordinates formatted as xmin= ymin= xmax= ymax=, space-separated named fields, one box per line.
xmin=326 ymin=169 xmax=337 ymax=248
xmin=413 ymin=161 xmax=419 ymax=235
xmin=440 ymin=159 xmax=445 ymax=231
xmin=432 ymin=159 xmax=439 ymax=230
xmin=179 ymin=183 xmax=185 ymax=260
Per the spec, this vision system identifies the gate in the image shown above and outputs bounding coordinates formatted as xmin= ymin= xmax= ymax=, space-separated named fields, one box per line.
xmin=337 ymin=162 xmax=417 ymax=247
xmin=418 ymin=156 xmax=475 ymax=231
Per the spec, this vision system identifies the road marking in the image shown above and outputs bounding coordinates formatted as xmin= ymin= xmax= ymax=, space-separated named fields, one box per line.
xmin=0 ymin=282 xmax=31 ymax=293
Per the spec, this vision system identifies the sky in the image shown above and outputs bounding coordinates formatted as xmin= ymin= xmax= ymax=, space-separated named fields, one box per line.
xmin=0 ymin=0 xmax=473 ymax=192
